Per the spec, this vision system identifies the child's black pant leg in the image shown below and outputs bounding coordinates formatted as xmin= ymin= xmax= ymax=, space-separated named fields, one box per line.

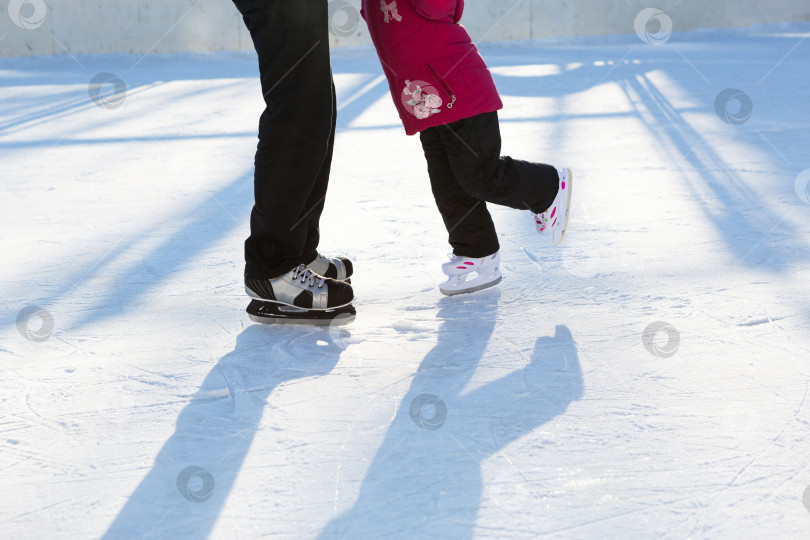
xmin=420 ymin=127 xmax=500 ymax=258
xmin=438 ymin=112 xmax=559 ymax=214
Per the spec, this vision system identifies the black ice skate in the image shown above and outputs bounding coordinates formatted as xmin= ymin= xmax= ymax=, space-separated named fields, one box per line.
xmin=245 ymin=264 xmax=355 ymax=325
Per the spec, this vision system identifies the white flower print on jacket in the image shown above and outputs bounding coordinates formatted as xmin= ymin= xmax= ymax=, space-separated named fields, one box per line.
xmin=380 ymin=0 xmax=402 ymax=23
xmin=402 ymin=80 xmax=443 ymax=119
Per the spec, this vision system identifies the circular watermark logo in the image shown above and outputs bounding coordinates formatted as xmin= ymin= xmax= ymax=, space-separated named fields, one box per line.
xmin=409 ymin=393 xmax=447 ymax=431
xmin=328 ymin=312 xmax=356 ymax=349
xmin=88 ymin=73 xmax=127 ymax=110
xmin=634 ymin=8 xmax=673 ymax=46
xmin=7 ymin=0 xmax=47 ymax=30
xmin=16 ymin=305 xmax=53 ymax=342
xmin=642 ymin=321 xmax=680 ymax=358
xmin=714 ymin=88 xmax=753 ymax=126
xmin=328 ymin=1 xmax=360 ymax=38
xmin=176 ymin=466 xmax=215 ymax=503
xmin=794 ymin=168 xmax=810 ymax=205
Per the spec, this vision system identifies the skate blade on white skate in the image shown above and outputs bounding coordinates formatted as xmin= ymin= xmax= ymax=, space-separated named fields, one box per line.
xmin=552 ymin=168 xmax=573 ymax=245
xmin=247 ymin=300 xmax=356 ymax=326
xmin=439 ymin=272 xmax=503 ymax=296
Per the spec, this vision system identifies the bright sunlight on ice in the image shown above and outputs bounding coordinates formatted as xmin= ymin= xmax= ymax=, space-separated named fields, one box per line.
xmin=2 ymin=22 xmax=810 ymax=539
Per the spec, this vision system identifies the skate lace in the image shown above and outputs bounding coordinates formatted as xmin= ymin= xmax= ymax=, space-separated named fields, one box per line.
xmin=292 ymin=264 xmax=326 ymax=288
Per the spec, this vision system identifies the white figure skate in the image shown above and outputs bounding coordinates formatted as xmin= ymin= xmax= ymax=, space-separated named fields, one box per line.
xmin=533 ymin=167 xmax=573 ymax=244
xmin=439 ymin=251 xmax=502 ymax=296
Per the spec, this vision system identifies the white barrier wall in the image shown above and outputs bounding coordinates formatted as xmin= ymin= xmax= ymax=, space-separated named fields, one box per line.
xmin=1 ymin=0 xmax=809 ymax=57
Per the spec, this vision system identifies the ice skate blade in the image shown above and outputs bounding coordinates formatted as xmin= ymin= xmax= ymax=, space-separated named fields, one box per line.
xmin=440 ymin=275 xmax=502 ymax=296
xmin=554 ymin=168 xmax=573 ymax=245
xmin=247 ymin=313 xmax=355 ymax=326
xmin=247 ymin=300 xmax=356 ymax=326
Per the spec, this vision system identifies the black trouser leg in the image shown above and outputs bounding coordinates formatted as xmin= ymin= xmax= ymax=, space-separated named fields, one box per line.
xmin=233 ymin=0 xmax=334 ymax=279
xmin=437 ymin=111 xmax=559 ymax=215
xmin=420 ymin=127 xmax=500 ymax=258
xmin=300 ymin=78 xmax=337 ymax=267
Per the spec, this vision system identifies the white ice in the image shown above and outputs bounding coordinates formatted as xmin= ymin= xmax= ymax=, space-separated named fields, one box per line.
xmin=2 ymin=22 xmax=810 ymax=539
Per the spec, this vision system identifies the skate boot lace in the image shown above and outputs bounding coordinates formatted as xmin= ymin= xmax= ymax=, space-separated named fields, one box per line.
xmin=292 ymin=264 xmax=326 ymax=288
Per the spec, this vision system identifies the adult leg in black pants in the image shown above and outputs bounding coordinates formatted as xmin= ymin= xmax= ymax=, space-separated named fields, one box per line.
xmin=233 ymin=0 xmax=335 ymax=280
xmin=233 ymin=0 xmax=353 ymax=312
xmin=419 ymin=111 xmax=560 ymax=257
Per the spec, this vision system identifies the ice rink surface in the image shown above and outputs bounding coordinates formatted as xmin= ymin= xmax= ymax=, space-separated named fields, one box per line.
xmin=2 ymin=21 xmax=810 ymax=539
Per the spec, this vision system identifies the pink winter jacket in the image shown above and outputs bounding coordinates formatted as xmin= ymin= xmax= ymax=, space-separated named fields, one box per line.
xmin=361 ymin=0 xmax=503 ymax=135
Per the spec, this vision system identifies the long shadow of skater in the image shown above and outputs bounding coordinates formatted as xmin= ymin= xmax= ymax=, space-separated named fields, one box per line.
xmin=318 ymin=293 xmax=583 ymax=539
xmin=103 ymin=324 xmax=345 ymax=539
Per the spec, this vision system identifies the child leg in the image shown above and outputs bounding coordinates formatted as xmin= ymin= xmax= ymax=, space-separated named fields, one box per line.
xmin=419 ymin=126 xmax=500 ymax=258
xmin=436 ymin=111 xmax=559 ymax=215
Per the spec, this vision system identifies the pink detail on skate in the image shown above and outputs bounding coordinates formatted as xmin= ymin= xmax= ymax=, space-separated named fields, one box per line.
xmin=464 ymin=262 xmax=474 ymax=265
xmin=456 ymin=266 xmax=467 ymax=270
xmin=561 ymin=181 xmax=566 ymax=190
xmin=550 ymin=207 xmax=556 ymax=219
xmin=552 ymin=217 xmax=558 ymax=227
